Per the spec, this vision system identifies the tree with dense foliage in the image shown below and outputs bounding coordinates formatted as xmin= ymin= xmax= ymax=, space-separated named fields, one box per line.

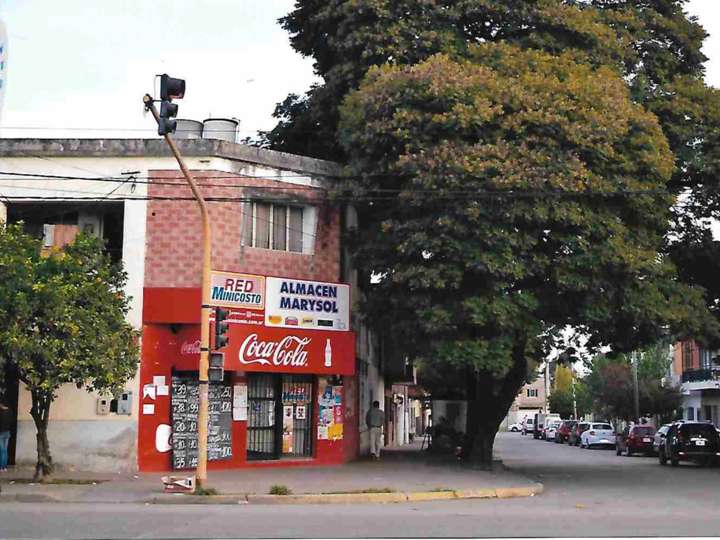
xmin=0 ymin=224 xmax=138 ymax=480
xmin=548 ymin=365 xmax=589 ymax=419
xmin=337 ymin=43 xmax=710 ymax=464
xmin=584 ymin=345 xmax=681 ymax=422
xmin=269 ymin=0 xmax=720 ymax=466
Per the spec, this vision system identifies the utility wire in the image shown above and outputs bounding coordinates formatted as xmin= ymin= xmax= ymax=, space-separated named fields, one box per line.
xmin=0 ymin=170 xmax=333 ymax=184
xmin=0 ymin=170 xmax=681 ymax=199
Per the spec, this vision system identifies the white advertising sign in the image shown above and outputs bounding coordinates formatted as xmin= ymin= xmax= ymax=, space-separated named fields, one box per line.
xmin=265 ymin=277 xmax=350 ymax=332
xmin=210 ymin=271 xmax=265 ymax=310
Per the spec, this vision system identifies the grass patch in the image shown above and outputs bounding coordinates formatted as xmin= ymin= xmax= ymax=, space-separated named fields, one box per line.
xmin=322 ymin=487 xmax=397 ymax=494
xmin=7 ymin=478 xmax=105 ymax=485
xmin=269 ymin=484 xmax=292 ymax=495
xmin=193 ymin=486 xmax=220 ymax=496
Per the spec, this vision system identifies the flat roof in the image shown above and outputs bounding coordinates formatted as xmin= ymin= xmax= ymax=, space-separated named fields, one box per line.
xmin=0 ymin=138 xmax=341 ymax=178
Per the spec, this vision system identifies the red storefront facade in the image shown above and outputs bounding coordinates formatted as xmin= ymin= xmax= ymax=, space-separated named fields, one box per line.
xmin=137 ymin=166 xmax=359 ymax=472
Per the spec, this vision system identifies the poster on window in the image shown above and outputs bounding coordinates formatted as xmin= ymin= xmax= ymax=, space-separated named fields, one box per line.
xmin=282 ymin=405 xmax=294 ymax=453
xmin=317 ymin=378 xmax=343 ymax=441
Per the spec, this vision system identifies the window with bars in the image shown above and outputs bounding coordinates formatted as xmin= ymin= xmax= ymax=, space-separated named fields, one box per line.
xmin=700 ymin=348 xmax=714 ymax=370
xmin=682 ymin=342 xmax=694 ymax=370
xmin=526 ymin=388 xmax=538 ymax=398
xmin=242 ymin=202 xmax=304 ymax=253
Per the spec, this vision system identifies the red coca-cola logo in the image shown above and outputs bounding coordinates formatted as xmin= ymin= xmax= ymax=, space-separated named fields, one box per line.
xmin=239 ymin=333 xmax=311 ymax=367
xmin=180 ymin=340 xmax=201 ymax=355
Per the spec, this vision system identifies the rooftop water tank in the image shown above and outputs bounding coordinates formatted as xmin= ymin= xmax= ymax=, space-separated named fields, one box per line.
xmin=174 ymin=119 xmax=203 ymax=139
xmin=202 ymin=118 xmax=238 ymax=143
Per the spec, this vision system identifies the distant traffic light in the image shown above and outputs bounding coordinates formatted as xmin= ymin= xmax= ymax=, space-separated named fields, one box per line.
xmin=214 ymin=307 xmax=230 ymax=350
xmin=209 ymin=352 xmax=225 ymax=383
xmin=158 ymin=74 xmax=185 ymax=135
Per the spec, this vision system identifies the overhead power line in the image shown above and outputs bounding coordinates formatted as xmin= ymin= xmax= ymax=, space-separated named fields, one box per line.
xmin=0 ymin=170 xmax=678 ymax=199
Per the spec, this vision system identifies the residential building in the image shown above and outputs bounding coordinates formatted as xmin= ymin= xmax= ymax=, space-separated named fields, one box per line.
xmin=0 ymin=136 xmax=399 ymax=472
xmin=502 ymin=375 xmax=547 ymax=429
xmin=671 ymin=340 xmax=720 ymax=424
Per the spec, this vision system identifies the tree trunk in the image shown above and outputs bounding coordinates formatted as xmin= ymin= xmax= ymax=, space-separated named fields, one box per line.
xmin=464 ymin=338 xmax=529 ymax=468
xmin=30 ymin=389 xmax=53 ymax=482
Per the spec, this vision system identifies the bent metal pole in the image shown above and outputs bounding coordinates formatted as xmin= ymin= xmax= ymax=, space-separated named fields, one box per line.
xmin=143 ymin=94 xmax=212 ymax=488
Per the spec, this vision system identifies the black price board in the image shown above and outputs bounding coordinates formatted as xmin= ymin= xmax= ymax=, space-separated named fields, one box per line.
xmin=171 ymin=375 xmax=233 ymax=470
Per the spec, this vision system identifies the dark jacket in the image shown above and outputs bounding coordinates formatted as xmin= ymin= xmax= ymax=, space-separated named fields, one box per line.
xmin=0 ymin=406 xmax=13 ymax=432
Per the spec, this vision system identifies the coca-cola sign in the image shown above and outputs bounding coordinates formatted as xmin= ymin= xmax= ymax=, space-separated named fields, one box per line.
xmin=173 ymin=323 xmax=355 ymax=374
xmin=239 ymin=334 xmax=311 ymax=367
xmin=232 ymin=326 xmax=354 ymax=374
xmin=180 ymin=340 xmax=201 ymax=355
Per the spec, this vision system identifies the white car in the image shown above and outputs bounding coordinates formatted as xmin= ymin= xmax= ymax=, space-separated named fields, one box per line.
xmin=544 ymin=420 xmax=563 ymax=442
xmin=581 ymin=422 xmax=615 ymax=448
xmin=508 ymin=423 xmax=522 ymax=432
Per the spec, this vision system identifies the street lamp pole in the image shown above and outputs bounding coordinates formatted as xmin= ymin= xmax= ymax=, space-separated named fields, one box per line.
xmin=143 ymin=94 xmax=212 ymax=489
xmin=632 ymin=351 xmax=640 ymax=422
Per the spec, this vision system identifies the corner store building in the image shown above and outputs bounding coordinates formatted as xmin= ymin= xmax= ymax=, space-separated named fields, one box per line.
xmin=0 ymin=138 xmax=379 ymax=472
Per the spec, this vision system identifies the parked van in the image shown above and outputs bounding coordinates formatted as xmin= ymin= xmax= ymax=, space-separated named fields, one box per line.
xmin=521 ymin=417 xmax=534 ymax=436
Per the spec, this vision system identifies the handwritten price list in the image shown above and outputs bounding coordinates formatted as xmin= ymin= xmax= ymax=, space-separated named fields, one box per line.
xmin=171 ymin=375 xmax=233 ymax=470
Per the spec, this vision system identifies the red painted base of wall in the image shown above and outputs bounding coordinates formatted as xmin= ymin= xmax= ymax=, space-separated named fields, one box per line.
xmin=138 ymin=318 xmax=358 ymax=472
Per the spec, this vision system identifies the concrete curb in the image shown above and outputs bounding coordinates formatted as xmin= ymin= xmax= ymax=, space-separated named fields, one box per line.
xmin=146 ymin=483 xmax=543 ymax=505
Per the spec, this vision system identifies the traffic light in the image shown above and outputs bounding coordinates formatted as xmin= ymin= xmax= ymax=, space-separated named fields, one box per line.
xmin=209 ymin=352 xmax=225 ymax=383
xmin=214 ymin=307 xmax=230 ymax=350
xmin=158 ymin=74 xmax=185 ymax=136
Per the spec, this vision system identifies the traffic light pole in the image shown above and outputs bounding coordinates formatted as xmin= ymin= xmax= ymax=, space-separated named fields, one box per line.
xmin=143 ymin=94 xmax=212 ymax=489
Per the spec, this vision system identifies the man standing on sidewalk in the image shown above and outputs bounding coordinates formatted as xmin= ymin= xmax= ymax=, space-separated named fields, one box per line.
xmin=366 ymin=400 xmax=385 ymax=460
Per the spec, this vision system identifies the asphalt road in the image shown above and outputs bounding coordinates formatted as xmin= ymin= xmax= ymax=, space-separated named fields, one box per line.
xmin=2 ymin=432 xmax=720 ymax=539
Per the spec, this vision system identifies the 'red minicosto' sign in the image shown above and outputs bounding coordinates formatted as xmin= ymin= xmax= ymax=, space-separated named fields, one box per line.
xmin=178 ymin=323 xmax=355 ymax=375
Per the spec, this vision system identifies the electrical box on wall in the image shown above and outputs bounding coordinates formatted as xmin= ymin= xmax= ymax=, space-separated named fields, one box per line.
xmin=117 ymin=392 xmax=133 ymax=415
xmin=96 ymin=397 xmax=111 ymax=415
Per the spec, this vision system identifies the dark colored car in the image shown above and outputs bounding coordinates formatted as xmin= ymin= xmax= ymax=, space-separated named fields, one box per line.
xmin=658 ymin=422 xmax=720 ymax=467
xmin=569 ymin=422 xmax=590 ymax=446
xmin=616 ymin=424 xmax=656 ymax=456
xmin=556 ymin=420 xmax=577 ymax=444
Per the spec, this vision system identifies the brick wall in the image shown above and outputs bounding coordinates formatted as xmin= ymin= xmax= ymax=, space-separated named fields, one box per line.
xmin=145 ymin=170 xmax=341 ymax=287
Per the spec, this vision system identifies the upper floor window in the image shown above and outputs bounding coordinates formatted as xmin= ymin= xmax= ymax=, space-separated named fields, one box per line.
xmin=526 ymin=388 xmax=538 ymax=398
xmin=242 ymin=202 xmax=304 ymax=253
xmin=700 ymin=348 xmax=714 ymax=370
xmin=682 ymin=342 xmax=694 ymax=370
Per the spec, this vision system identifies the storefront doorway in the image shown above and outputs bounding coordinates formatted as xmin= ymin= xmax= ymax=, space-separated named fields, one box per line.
xmin=246 ymin=373 xmax=314 ymax=460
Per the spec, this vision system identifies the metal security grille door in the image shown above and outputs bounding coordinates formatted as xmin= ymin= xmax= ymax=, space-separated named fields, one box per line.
xmin=281 ymin=375 xmax=313 ymax=457
xmin=247 ymin=374 xmax=278 ymax=460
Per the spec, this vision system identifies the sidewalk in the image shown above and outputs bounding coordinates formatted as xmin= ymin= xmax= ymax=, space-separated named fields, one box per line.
xmin=0 ymin=441 xmax=542 ymax=505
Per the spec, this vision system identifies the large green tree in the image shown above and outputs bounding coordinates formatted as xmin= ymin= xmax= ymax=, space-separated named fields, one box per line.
xmin=0 ymin=224 xmax=138 ymax=480
xmin=268 ymin=2 xmax=720 ymax=336
xmin=338 ymin=44 xmax=709 ymax=464
xmin=268 ymin=0 xmax=720 ymax=464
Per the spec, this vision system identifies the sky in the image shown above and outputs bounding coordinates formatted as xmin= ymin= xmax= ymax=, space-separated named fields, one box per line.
xmin=0 ymin=0 xmax=718 ymax=140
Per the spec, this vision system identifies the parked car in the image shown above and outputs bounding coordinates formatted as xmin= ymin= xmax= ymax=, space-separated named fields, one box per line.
xmin=556 ymin=420 xmax=577 ymax=444
xmin=653 ymin=424 xmax=671 ymax=454
xmin=581 ymin=422 xmax=615 ymax=449
xmin=508 ymin=423 xmax=522 ymax=432
xmin=569 ymin=422 xmax=590 ymax=446
xmin=521 ymin=417 xmax=535 ymax=436
xmin=658 ymin=421 xmax=720 ymax=467
xmin=616 ymin=424 xmax=656 ymax=456
xmin=544 ymin=419 xmax=563 ymax=442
